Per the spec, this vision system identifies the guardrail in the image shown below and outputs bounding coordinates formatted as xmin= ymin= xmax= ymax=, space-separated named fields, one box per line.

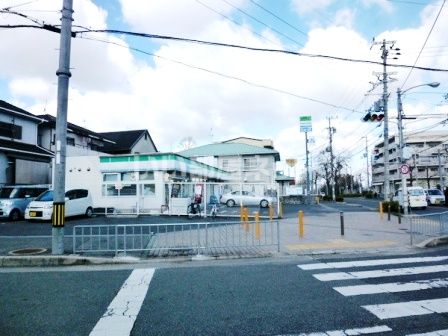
xmin=409 ymin=211 xmax=448 ymax=245
xmin=73 ymin=221 xmax=280 ymax=257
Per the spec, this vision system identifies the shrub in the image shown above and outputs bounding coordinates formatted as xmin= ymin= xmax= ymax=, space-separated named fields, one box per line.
xmin=335 ymin=196 xmax=344 ymax=202
xmin=381 ymin=200 xmax=400 ymax=213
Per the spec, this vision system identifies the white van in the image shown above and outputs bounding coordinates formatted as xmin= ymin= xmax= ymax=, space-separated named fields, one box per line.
xmin=393 ymin=186 xmax=427 ymax=210
xmin=25 ymin=189 xmax=93 ymax=220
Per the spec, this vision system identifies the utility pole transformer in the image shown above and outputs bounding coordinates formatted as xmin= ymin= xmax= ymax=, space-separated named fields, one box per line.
xmin=52 ymin=0 xmax=74 ymax=255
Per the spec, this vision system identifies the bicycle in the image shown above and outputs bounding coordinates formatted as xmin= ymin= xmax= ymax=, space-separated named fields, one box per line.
xmin=187 ymin=200 xmax=202 ymax=219
xmin=209 ymin=203 xmax=219 ymax=218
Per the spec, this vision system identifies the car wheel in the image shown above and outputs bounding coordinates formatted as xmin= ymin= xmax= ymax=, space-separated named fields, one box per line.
xmin=226 ymin=199 xmax=235 ymax=207
xmin=9 ymin=209 xmax=20 ymax=221
xmin=260 ymin=199 xmax=269 ymax=208
xmin=85 ymin=207 xmax=93 ymax=218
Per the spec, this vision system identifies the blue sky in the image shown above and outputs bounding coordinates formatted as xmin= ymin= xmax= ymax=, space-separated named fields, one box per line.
xmin=0 ymin=0 xmax=446 ymax=182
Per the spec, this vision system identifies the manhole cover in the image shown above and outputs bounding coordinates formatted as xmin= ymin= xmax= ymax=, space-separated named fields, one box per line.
xmin=8 ymin=248 xmax=48 ymax=256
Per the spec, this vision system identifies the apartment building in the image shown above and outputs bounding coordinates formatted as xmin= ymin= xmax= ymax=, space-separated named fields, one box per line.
xmin=371 ymin=131 xmax=448 ymax=194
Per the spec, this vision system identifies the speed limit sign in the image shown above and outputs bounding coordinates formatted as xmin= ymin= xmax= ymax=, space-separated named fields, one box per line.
xmin=399 ymin=164 xmax=410 ymax=174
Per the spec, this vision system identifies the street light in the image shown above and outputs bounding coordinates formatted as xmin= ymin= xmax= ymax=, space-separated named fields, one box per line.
xmin=396 ymin=82 xmax=440 ymax=215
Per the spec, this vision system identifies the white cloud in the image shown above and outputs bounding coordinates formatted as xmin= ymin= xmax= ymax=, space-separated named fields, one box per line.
xmin=333 ymin=8 xmax=356 ymax=29
xmin=361 ymin=0 xmax=394 ymax=13
xmin=9 ymin=78 xmax=52 ymax=100
xmin=291 ymin=0 xmax=334 ymax=15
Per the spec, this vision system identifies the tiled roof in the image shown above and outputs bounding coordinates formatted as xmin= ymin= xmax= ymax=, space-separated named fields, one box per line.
xmin=98 ymin=130 xmax=158 ymax=154
xmin=0 ymin=138 xmax=53 ymax=160
xmin=178 ymin=143 xmax=280 ymax=161
xmin=0 ymin=100 xmax=43 ymax=121
xmin=38 ymin=114 xmax=114 ymax=143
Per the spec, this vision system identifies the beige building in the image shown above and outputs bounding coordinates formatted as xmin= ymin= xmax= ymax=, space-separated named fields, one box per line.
xmin=371 ymin=131 xmax=448 ymax=193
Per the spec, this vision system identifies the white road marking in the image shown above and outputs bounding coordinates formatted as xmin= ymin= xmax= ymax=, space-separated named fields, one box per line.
xmin=334 ymin=278 xmax=448 ymax=296
xmin=313 ymin=265 xmax=448 ymax=281
xmin=276 ymin=325 xmax=392 ymax=335
xmin=298 ymin=256 xmax=448 ymax=270
xmin=362 ymin=298 xmax=448 ymax=319
xmin=89 ymin=268 xmax=155 ymax=336
xmin=406 ymin=329 xmax=448 ymax=336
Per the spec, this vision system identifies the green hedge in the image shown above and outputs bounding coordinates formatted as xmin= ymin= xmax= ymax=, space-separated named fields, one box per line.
xmin=381 ymin=200 xmax=400 ymax=213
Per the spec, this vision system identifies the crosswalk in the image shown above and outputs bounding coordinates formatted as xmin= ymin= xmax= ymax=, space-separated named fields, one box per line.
xmin=298 ymin=255 xmax=448 ymax=335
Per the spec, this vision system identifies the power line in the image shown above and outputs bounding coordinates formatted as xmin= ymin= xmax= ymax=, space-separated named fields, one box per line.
xmin=1 ymin=8 xmax=447 ymax=73
xmin=400 ymin=0 xmax=446 ymax=88
xmin=194 ymin=0 xmax=280 ymax=47
xmin=220 ymin=0 xmax=304 ymax=47
xmin=248 ymin=0 xmax=307 ymax=37
xmin=79 ymin=35 xmax=360 ymax=112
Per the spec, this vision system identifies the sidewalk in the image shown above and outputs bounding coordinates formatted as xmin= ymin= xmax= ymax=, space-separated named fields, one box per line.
xmin=0 ymin=209 xmax=441 ymax=267
xmin=279 ymin=210 xmax=410 ymax=255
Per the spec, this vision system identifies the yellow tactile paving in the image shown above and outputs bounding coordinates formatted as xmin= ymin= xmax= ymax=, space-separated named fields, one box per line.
xmin=286 ymin=239 xmax=397 ymax=251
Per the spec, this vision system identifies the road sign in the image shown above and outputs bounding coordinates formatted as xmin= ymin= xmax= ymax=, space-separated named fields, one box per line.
xmin=399 ymin=164 xmax=410 ymax=174
xmin=300 ymin=115 xmax=312 ymax=133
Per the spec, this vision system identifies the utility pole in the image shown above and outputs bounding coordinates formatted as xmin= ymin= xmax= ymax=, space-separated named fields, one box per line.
xmin=363 ymin=136 xmax=370 ymax=190
xmin=328 ymin=117 xmax=336 ymax=201
xmin=52 ymin=0 xmax=74 ymax=255
xmin=305 ymin=132 xmax=311 ymax=204
xmin=438 ymin=149 xmax=444 ymax=190
xmin=371 ymin=39 xmax=399 ymax=200
xmin=397 ymin=88 xmax=409 ymax=214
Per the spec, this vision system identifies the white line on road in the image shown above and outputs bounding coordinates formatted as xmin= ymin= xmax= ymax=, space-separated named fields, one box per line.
xmin=406 ymin=329 xmax=448 ymax=336
xmin=275 ymin=325 xmax=392 ymax=335
xmin=313 ymin=264 xmax=448 ymax=281
xmin=362 ymin=298 xmax=448 ymax=319
xmin=334 ymin=278 xmax=448 ymax=296
xmin=298 ymin=256 xmax=448 ymax=270
xmin=89 ymin=268 xmax=155 ymax=336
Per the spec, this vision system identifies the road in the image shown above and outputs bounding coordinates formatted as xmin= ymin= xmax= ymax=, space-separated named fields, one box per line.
xmin=1 ymin=249 xmax=448 ymax=335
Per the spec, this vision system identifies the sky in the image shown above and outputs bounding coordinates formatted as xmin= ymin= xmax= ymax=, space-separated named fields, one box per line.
xmin=0 ymin=0 xmax=447 ymax=184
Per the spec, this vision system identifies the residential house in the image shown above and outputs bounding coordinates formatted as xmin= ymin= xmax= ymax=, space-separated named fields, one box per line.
xmin=0 ymin=100 xmax=53 ymax=185
xmin=178 ymin=140 xmax=280 ymax=184
xmin=37 ymin=114 xmax=116 ymax=156
xmin=98 ymin=130 xmax=158 ymax=155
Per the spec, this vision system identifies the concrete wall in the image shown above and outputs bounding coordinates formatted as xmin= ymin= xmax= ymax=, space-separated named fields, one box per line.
xmin=15 ymin=159 xmax=50 ymax=184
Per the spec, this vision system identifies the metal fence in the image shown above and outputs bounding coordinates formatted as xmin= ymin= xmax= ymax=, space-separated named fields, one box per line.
xmin=73 ymin=220 xmax=280 ymax=257
xmin=409 ymin=211 xmax=448 ymax=245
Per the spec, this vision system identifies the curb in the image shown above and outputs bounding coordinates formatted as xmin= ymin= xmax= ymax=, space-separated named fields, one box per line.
xmin=415 ymin=235 xmax=448 ymax=248
xmin=0 ymin=255 xmax=136 ymax=268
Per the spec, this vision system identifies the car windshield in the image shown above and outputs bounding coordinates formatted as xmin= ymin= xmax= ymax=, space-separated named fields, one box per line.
xmin=35 ymin=190 xmax=54 ymax=202
xmin=428 ymin=189 xmax=442 ymax=195
xmin=409 ymin=189 xmax=424 ymax=196
xmin=0 ymin=187 xmax=16 ymax=198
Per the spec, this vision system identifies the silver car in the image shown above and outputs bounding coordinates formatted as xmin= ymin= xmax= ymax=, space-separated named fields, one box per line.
xmin=220 ymin=191 xmax=275 ymax=208
xmin=0 ymin=185 xmax=49 ymax=221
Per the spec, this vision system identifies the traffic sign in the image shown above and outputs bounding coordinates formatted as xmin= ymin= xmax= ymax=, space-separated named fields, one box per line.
xmin=399 ymin=164 xmax=410 ymax=174
xmin=300 ymin=115 xmax=312 ymax=133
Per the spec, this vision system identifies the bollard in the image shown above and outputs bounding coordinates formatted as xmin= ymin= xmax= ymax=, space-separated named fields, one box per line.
xmin=268 ymin=204 xmax=274 ymax=221
xmin=254 ymin=211 xmax=261 ymax=240
xmin=398 ymin=213 xmax=401 ymax=224
xmin=340 ymin=211 xmax=345 ymax=236
xmin=279 ymin=202 xmax=283 ymax=218
xmin=240 ymin=206 xmax=244 ymax=224
xmin=298 ymin=210 xmax=304 ymax=238
xmin=244 ymin=208 xmax=250 ymax=232
xmin=387 ymin=204 xmax=391 ymax=221
xmin=379 ymin=202 xmax=384 ymax=220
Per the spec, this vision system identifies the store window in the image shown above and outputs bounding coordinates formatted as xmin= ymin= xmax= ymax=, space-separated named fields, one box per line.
xmin=140 ymin=184 xmax=156 ymax=197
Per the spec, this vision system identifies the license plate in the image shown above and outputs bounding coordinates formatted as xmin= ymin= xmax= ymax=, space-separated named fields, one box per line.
xmin=29 ymin=211 xmax=36 ymax=217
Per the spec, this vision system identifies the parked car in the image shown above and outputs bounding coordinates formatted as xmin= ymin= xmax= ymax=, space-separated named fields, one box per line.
xmin=220 ymin=191 xmax=275 ymax=208
xmin=393 ymin=186 xmax=427 ymax=210
xmin=425 ymin=189 xmax=445 ymax=205
xmin=0 ymin=185 xmax=49 ymax=221
xmin=25 ymin=189 xmax=93 ymax=220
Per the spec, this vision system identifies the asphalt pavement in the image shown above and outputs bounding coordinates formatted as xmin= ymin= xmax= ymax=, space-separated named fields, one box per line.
xmin=0 ymin=198 xmax=447 ymax=265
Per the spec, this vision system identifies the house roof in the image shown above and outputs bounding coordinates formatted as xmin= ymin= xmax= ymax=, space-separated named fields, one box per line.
xmin=38 ymin=114 xmax=115 ymax=144
xmin=0 ymin=138 xmax=53 ymax=161
xmin=0 ymin=100 xmax=43 ymax=122
xmin=178 ymin=143 xmax=280 ymax=161
xmin=98 ymin=130 xmax=158 ymax=154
